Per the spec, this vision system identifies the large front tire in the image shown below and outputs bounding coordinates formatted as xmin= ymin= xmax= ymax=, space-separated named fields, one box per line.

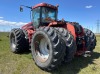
xmin=31 ymin=27 xmax=66 ymax=71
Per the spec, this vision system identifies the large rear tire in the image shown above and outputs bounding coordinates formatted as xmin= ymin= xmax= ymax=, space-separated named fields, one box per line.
xmin=84 ymin=28 xmax=96 ymax=52
xmin=9 ymin=28 xmax=28 ymax=53
xmin=31 ymin=27 xmax=66 ymax=71
xmin=55 ymin=28 xmax=76 ymax=62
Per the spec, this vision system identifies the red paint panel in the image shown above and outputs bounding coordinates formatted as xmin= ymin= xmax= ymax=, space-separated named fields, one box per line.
xmin=22 ymin=22 xmax=33 ymax=30
xmin=27 ymin=29 xmax=35 ymax=43
xmin=66 ymin=23 xmax=76 ymax=41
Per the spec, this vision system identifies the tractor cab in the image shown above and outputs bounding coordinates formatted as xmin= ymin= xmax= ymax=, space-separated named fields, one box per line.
xmin=32 ymin=3 xmax=58 ymax=28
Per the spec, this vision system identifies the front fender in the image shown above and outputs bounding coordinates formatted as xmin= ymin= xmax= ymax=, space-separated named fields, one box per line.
xmin=66 ymin=23 xmax=76 ymax=41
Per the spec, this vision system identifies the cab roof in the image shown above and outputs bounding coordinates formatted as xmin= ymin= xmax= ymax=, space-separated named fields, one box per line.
xmin=32 ymin=3 xmax=58 ymax=10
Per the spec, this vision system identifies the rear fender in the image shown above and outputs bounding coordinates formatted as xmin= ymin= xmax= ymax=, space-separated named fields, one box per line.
xmin=22 ymin=22 xmax=35 ymax=43
xmin=22 ymin=22 xmax=33 ymax=30
xmin=27 ymin=29 xmax=35 ymax=43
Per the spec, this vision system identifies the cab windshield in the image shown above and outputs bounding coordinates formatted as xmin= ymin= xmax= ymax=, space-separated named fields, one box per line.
xmin=32 ymin=7 xmax=57 ymax=28
xmin=41 ymin=7 xmax=57 ymax=23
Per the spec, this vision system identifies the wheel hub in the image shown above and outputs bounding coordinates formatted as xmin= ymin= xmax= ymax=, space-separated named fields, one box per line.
xmin=35 ymin=37 xmax=50 ymax=62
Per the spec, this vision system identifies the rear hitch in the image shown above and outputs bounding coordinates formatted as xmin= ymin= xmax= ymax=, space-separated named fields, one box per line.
xmin=83 ymin=51 xmax=91 ymax=57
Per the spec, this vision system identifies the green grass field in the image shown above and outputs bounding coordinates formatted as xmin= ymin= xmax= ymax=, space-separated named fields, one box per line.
xmin=0 ymin=32 xmax=100 ymax=74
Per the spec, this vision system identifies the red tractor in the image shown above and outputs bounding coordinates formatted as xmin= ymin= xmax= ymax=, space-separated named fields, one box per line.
xmin=9 ymin=3 xmax=96 ymax=71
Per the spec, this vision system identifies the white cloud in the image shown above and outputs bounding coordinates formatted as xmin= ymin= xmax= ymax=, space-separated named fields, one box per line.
xmin=0 ymin=17 xmax=3 ymax=19
xmin=85 ymin=5 xmax=93 ymax=8
xmin=0 ymin=20 xmax=27 ymax=26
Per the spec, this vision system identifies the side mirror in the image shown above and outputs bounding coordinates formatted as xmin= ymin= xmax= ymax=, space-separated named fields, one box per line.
xmin=20 ymin=6 xmax=23 ymax=12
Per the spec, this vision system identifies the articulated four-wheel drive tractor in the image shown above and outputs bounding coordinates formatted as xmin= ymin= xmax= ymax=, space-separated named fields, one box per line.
xmin=9 ymin=3 xmax=96 ymax=71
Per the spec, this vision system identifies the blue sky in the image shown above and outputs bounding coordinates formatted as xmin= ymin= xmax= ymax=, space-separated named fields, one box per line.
xmin=0 ymin=0 xmax=100 ymax=33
